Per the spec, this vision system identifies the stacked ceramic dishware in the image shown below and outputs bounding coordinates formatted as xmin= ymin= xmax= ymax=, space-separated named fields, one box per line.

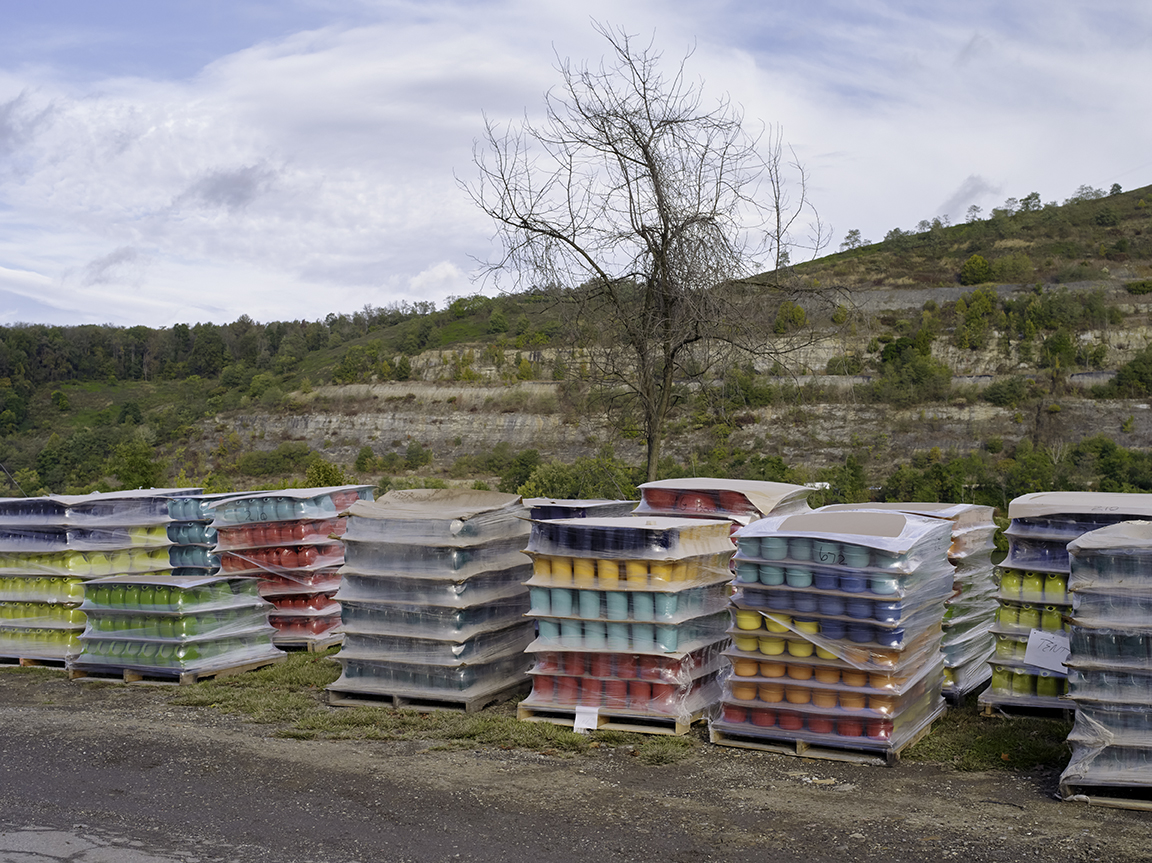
xmin=982 ymin=492 xmax=1152 ymax=713
xmin=327 ymin=490 xmax=535 ymax=708
xmin=525 ymin=499 xmax=637 ymax=521
xmin=517 ymin=516 xmax=734 ymax=730
xmin=711 ymin=510 xmax=954 ymax=757
xmin=0 ymin=490 xmax=208 ymax=662
xmin=632 ymin=479 xmax=812 ymax=531
xmin=70 ymin=573 xmax=283 ymax=681
xmin=210 ymin=486 xmax=373 ymax=648
xmin=820 ymin=503 xmax=999 ymax=700
xmin=1060 ymin=522 xmax=1152 ymax=798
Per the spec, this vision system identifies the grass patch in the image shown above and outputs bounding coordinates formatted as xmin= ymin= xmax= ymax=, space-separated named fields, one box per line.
xmin=632 ymin=734 xmax=696 ymax=765
xmin=164 ymin=650 xmax=702 ymax=760
xmin=169 ymin=649 xmax=340 ymax=723
xmin=0 ymin=665 xmax=68 ymax=680
xmin=903 ymin=695 xmax=1072 ymax=771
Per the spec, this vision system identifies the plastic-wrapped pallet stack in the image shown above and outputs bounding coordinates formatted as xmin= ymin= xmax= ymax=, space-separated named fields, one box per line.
xmin=820 ymin=503 xmax=999 ymax=700
xmin=0 ymin=489 xmax=217 ymax=664
xmin=70 ymin=573 xmax=283 ymax=682
xmin=632 ymin=479 xmax=813 ymax=529
xmin=981 ymin=492 xmax=1152 ymax=714
xmin=525 ymin=499 xmax=637 ymax=520
xmin=327 ymin=490 xmax=535 ymax=710
xmin=0 ymin=497 xmax=85 ymax=662
xmin=1058 ymin=522 xmax=1152 ymax=801
xmin=210 ymin=486 xmax=374 ymax=649
xmin=711 ymin=511 xmax=954 ymax=762
xmin=517 ymin=516 xmax=733 ymax=734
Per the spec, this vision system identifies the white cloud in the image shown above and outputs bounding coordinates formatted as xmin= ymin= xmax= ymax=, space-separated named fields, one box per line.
xmin=0 ymin=1 xmax=1150 ymax=326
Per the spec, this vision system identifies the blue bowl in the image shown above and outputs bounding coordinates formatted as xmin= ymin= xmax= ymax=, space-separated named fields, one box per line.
xmin=820 ymin=619 xmax=847 ymax=639
xmin=793 ymin=593 xmax=819 ymax=613
xmin=838 ymin=573 xmax=868 ymax=593
xmin=845 ymin=597 xmax=874 ymax=619
xmin=765 ymin=590 xmax=793 ymax=611
xmin=813 ymin=570 xmax=839 ymax=590
xmin=818 ymin=595 xmax=846 ymax=616
xmin=847 ymin=623 xmax=874 ymax=643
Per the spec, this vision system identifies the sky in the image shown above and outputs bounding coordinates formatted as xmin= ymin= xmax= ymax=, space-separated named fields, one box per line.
xmin=0 ymin=0 xmax=1150 ymax=328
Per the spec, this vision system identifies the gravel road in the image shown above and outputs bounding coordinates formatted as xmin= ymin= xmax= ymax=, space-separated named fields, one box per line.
xmin=0 ymin=671 xmax=1145 ymax=863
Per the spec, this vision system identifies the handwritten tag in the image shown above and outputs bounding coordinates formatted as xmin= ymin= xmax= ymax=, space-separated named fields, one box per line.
xmin=1024 ymin=630 xmax=1071 ymax=673
xmin=573 ymin=706 xmax=600 ymax=732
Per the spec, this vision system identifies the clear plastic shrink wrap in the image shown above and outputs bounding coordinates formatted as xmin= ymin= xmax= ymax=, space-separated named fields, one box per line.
xmin=518 ymin=515 xmax=736 ymax=725
xmin=72 ymin=574 xmax=282 ymax=675
xmin=1060 ymin=521 xmax=1152 ymax=794
xmin=0 ymin=489 xmax=228 ymax=661
xmin=205 ymin=486 xmax=374 ymax=645
xmin=632 ymin=479 xmax=813 ymax=525
xmin=328 ymin=490 xmax=535 ymax=704
xmin=711 ymin=510 xmax=953 ymax=753
xmin=986 ymin=494 xmax=1152 ymax=715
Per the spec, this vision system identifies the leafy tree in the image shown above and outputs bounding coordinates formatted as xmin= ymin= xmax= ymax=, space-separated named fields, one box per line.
xmin=959 ymin=254 xmax=993 ymax=286
xmin=982 ymin=376 xmax=1030 ymax=407
xmin=839 ymin=229 xmax=868 ymax=251
xmin=304 ymin=458 xmax=347 ymax=487
xmin=465 ymin=23 xmax=829 ymax=481
xmin=354 ymin=446 xmax=377 ymax=473
xmin=106 ymin=435 xmax=164 ymax=490
xmin=498 ymin=449 xmax=542 ymax=493
xmin=517 ymin=447 xmax=638 ymax=499
xmin=50 ymin=390 xmax=69 ymax=411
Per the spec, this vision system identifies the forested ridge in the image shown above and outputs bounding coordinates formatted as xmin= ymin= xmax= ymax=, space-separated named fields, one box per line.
xmin=3 ymin=182 xmax=1152 ymax=505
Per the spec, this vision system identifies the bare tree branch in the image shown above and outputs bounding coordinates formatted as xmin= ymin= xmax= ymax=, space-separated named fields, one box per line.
xmin=461 ymin=22 xmax=832 ymax=481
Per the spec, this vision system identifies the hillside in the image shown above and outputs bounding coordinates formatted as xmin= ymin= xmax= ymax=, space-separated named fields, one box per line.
xmin=2 ymin=181 xmax=1152 ymax=505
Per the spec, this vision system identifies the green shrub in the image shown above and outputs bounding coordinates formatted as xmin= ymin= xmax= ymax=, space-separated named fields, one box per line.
xmin=1126 ymin=280 xmax=1152 ymax=295
xmin=959 ymin=254 xmax=993 ymax=286
xmin=982 ymin=377 xmax=1030 ymax=408
xmin=825 ymin=354 xmax=863 ymax=376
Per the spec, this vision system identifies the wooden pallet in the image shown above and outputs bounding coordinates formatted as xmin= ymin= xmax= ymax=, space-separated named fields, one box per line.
xmin=272 ymin=633 xmax=343 ymax=653
xmin=68 ymin=654 xmax=286 ymax=686
xmin=1061 ymin=783 xmax=1152 ymax=811
xmin=326 ymin=678 xmax=529 ymax=713
xmin=709 ymin=711 xmax=940 ymax=767
xmin=978 ymin=692 xmax=1074 ymax=720
xmin=0 ymin=656 xmax=69 ymax=670
xmin=516 ymin=704 xmax=702 ymax=736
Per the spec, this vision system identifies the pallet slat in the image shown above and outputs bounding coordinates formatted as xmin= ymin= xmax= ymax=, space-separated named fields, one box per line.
xmin=709 ymin=710 xmax=939 ymax=767
xmin=1061 ymin=783 xmax=1152 ymax=811
xmin=516 ymin=704 xmax=700 ymax=736
xmin=978 ymin=692 xmax=1074 ymax=720
xmin=272 ymin=633 xmax=343 ymax=653
xmin=0 ymin=656 xmax=69 ymax=670
xmin=326 ymin=679 xmax=528 ymax=713
xmin=68 ymin=654 xmax=286 ymax=686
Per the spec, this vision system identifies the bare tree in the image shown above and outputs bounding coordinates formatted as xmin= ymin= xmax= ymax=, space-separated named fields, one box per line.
xmin=464 ymin=23 xmax=830 ymax=481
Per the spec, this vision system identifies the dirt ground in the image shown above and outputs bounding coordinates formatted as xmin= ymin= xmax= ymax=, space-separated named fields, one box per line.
xmin=0 ymin=670 xmax=1147 ymax=863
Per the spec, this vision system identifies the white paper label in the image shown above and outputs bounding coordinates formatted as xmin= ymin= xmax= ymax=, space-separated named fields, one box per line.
xmin=573 ymin=706 xmax=600 ymax=732
xmin=1023 ymin=629 xmax=1071 ymax=673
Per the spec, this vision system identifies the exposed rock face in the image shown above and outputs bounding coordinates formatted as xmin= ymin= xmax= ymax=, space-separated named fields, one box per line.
xmin=199 ymin=378 xmax=1152 ymax=480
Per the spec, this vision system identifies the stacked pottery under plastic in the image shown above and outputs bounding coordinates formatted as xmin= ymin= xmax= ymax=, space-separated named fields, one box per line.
xmin=982 ymin=492 xmax=1152 ymax=713
xmin=519 ymin=517 xmax=733 ymax=725
xmin=632 ymin=479 xmax=812 ymax=531
xmin=328 ymin=490 xmax=534 ymax=705
xmin=209 ymin=486 xmax=374 ymax=648
xmin=525 ymin=499 xmax=637 ymax=521
xmin=711 ymin=511 xmax=954 ymax=755
xmin=820 ymin=503 xmax=999 ymax=699
xmin=1060 ymin=522 xmax=1152 ymax=796
xmin=0 ymin=490 xmax=215 ymax=663
xmin=72 ymin=574 xmax=282 ymax=677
